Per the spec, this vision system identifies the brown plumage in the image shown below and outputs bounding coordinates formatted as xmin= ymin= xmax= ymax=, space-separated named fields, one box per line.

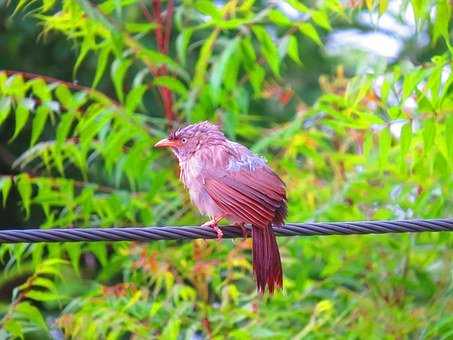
xmin=155 ymin=121 xmax=287 ymax=293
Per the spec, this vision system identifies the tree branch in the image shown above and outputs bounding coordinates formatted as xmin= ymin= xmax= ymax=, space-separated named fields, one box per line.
xmin=2 ymin=70 xmax=121 ymax=108
xmin=142 ymin=0 xmax=176 ymax=128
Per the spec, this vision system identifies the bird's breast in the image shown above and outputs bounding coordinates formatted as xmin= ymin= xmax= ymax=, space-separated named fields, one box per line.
xmin=179 ymin=155 xmax=221 ymax=217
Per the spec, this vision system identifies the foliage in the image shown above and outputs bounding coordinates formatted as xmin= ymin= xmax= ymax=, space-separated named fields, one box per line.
xmin=0 ymin=0 xmax=452 ymax=338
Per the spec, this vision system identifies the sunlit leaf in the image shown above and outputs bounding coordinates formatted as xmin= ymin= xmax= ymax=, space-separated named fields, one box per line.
xmin=125 ymin=84 xmax=148 ymax=112
xmin=154 ymin=76 xmax=189 ymax=98
xmin=30 ymin=106 xmax=49 ymax=146
xmin=92 ymin=46 xmax=111 ymax=88
xmin=15 ymin=302 xmax=48 ymax=331
xmin=268 ymin=9 xmax=291 ymax=26
xmin=299 ymin=22 xmax=322 ymax=46
xmin=0 ymin=96 xmax=12 ymax=125
xmin=447 ymin=115 xmax=453 ymax=163
xmin=176 ymin=29 xmax=193 ymax=66
xmin=210 ymin=38 xmax=240 ymax=99
xmin=111 ymin=58 xmax=132 ymax=102
xmin=17 ymin=174 xmax=32 ymax=218
xmin=287 ymin=36 xmax=302 ymax=64
xmin=193 ymin=29 xmax=219 ymax=88
xmin=379 ymin=127 xmax=391 ymax=168
xmin=423 ymin=118 xmax=436 ymax=152
xmin=11 ymin=103 xmax=30 ymax=142
xmin=311 ymin=10 xmax=331 ymax=30
xmin=252 ymin=26 xmax=280 ymax=77
xmin=194 ymin=0 xmax=222 ymax=19
xmin=0 ymin=176 xmax=12 ymax=207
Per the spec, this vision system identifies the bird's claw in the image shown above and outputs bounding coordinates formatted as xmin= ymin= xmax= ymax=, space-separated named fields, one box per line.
xmin=235 ymin=222 xmax=248 ymax=239
xmin=202 ymin=220 xmax=223 ymax=240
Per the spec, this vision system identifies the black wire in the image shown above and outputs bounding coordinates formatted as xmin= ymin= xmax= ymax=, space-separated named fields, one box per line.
xmin=0 ymin=219 xmax=451 ymax=244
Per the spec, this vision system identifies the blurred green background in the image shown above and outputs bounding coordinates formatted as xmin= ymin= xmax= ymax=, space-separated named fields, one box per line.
xmin=0 ymin=0 xmax=452 ymax=338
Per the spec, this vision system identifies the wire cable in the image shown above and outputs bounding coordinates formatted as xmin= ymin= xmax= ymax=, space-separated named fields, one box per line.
xmin=0 ymin=219 xmax=451 ymax=244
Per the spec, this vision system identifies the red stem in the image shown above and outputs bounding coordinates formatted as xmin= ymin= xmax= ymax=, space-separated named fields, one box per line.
xmin=144 ymin=0 xmax=176 ymax=127
xmin=164 ymin=0 xmax=174 ymax=54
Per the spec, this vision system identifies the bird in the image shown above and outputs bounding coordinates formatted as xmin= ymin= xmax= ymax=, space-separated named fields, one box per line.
xmin=154 ymin=121 xmax=287 ymax=294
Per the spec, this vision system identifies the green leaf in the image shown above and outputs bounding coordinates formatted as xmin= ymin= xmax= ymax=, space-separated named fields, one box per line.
xmin=56 ymin=112 xmax=75 ymax=145
xmin=249 ymin=65 xmax=265 ymax=96
xmin=92 ymin=46 xmax=111 ymax=88
xmin=210 ymin=38 xmax=240 ymax=99
xmin=0 ymin=71 xmax=6 ymax=91
xmin=423 ymin=118 xmax=436 ymax=152
xmin=75 ymin=0 xmax=115 ymax=30
xmin=311 ymin=10 xmax=331 ymax=30
xmin=239 ymin=0 xmax=255 ymax=11
xmin=268 ymin=9 xmax=291 ymax=26
xmin=432 ymin=0 xmax=451 ymax=44
xmin=299 ymin=23 xmax=322 ymax=46
xmin=411 ymin=0 xmax=430 ymax=28
xmin=11 ymin=103 xmax=30 ymax=142
xmin=252 ymin=26 xmax=280 ymax=77
xmin=379 ymin=127 xmax=391 ymax=168
xmin=137 ymin=48 xmax=188 ymax=81
xmin=176 ymin=29 xmax=193 ymax=66
xmin=223 ymin=110 xmax=238 ymax=139
xmin=4 ymin=74 xmax=26 ymax=99
xmin=17 ymin=174 xmax=32 ymax=218
xmin=400 ymin=122 xmax=412 ymax=153
xmin=111 ymin=58 xmax=132 ymax=103
xmin=30 ymin=106 xmax=48 ymax=146
xmin=3 ymin=319 xmax=22 ymax=338
xmin=446 ymin=114 xmax=453 ymax=163
xmin=0 ymin=96 xmax=12 ymax=126
xmin=363 ymin=130 xmax=373 ymax=158
xmin=379 ymin=0 xmax=389 ymax=15
xmin=241 ymin=36 xmax=256 ymax=67
xmin=30 ymin=78 xmax=52 ymax=102
xmin=0 ymin=176 xmax=12 ymax=207
xmin=31 ymin=277 xmax=57 ymax=293
xmin=195 ymin=0 xmax=221 ymax=19
xmin=15 ymin=302 xmax=48 ymax=331
xmin=286 ymin=0 xmax=309 ymax=13
xmin=55 ymin=85 xmax=73 ymax=110
xmin=399 ymin=122 xmax=412 ymax=171
xmin=88 ymin=243 xmax=107 ymax=266
xmin=125 ymin=84 xmax=148 ymax=112
xmin=124 ymin=22 xmax=158 ymax=33
xmin=402 ymin=69 xmax=425 ymax=100
xmin=25 ymin=290 xmax=61 ymax=302
xmin=193 ymin=29 xmax=219 ymax=88
xmin=160 ymin=317 xmax=181 ymax=340
xmin=434 ymin=152 xmax=448 ymax=177
xmin=74 ymin=38 xmax=91 ymax=79
xmin=346 ymin=76 xmax=372 ymax=107
xmin=65 ymin=243 xmax=81 ymax=276
xmin=223 ymin=50 xmax=242 ymax=91
xmin=217 ymin=18 xmax=254 ymax=29
xmin=380 ymin=76 xmax=392 ymax=103
xmin=154 ymin=76 xmax=189 ymax=98
xmin=287 ymin=36 xmax=302 ymax=64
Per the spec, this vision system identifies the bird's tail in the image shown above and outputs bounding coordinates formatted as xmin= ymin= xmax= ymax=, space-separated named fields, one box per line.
xmin=252 ymin=225 xmax=283 ymax=294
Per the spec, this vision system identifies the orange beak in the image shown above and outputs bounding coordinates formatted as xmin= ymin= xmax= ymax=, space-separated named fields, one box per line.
xmin=154 ymin=138 xmax=180 ymax=148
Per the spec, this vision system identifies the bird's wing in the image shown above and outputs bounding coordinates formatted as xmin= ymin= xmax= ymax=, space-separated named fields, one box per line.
xmin=204 ymin=162 xmax=286 ymax=228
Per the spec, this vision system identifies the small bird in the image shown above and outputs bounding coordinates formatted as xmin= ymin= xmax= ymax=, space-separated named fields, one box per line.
xmin=154 ymin=121 xmax=287 ymax=293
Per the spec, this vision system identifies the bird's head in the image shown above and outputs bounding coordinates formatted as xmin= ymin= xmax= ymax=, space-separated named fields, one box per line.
xmin=154 ymin=121 xmax=225 ymax=160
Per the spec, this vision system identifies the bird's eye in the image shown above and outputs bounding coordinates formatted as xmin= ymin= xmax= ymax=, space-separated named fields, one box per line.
xmin=181 ymin=138 xmax=187 ymax=144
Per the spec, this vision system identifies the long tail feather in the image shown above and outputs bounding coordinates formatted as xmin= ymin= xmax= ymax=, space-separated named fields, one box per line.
xmin=252 ymin=225 xmax=283 ymax=294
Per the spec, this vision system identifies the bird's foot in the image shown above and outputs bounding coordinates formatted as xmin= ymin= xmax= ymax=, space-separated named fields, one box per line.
xmin=235 ymin=222 xmax=248 ymax=239
xmin=202 ymin=216 xmax=224 ymax=240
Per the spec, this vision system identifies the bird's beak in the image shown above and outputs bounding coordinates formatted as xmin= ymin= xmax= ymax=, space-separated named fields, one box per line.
xmin=154 ymin=138 xmax=179 ymax=148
